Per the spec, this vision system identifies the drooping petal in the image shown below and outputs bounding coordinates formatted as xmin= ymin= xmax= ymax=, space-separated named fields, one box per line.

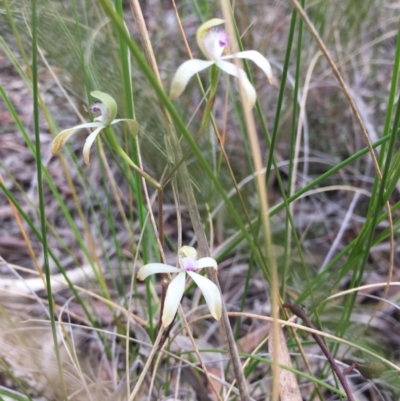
xmin=51 ymin=122 xmax=102 ymax=155
xmin=221 ymin=50 xmax=274 ymax=84
xmin=216 ymin=60 xmax=257 ymax=108
xmin=110 ymin=119 xmax=139 ymax=137
xmin=170 ymin=59 xmax=215 ymax=99
xmin=137 ymin=263 xmax=181 ymax=281
xmin=187 ymin=272 xmax=222 ymax=321
xmin=197 ymin=257 xmax=218 ymax=271
xmin=83 ymin=125 xmax=105 ymax=165
xmin=196 ymin=18 xmax=225 ymax=59
xmin=162 ymin=272 xmax=186 ymax=327
xmin=90 ymin=91 xmax=117 ymax=125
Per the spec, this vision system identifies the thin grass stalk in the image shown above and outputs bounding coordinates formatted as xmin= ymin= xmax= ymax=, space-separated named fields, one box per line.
xmin=344 ymin=38 xmax=400 ymax=349
xmin=30 ymin=0 xmax=67 ymax=398
xmin=219 ymin=2 xmax=280 ymax=400
xmin=365 ymin=22 xmax=400 ymax=310
xmin=3 ymin=0 xmax=30 ymax=70
xmin=229 ymin=15 xmax=309 ymax=291
xmin=280 ymin=6 xmax=299 ymax=298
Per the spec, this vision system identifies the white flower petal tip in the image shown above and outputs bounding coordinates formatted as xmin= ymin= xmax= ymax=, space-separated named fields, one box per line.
xmin=223 ymin=50 xmax=275 ymax=85
xmin=83 ymin=125 xmax=104 ymax=165
xmin=187 ymin=272 xmax=222 ymax=321
xmin=216 ymin=60 xmax=257 ymax=108
xmin=170 ymin=59 xmax=214 ymax=99
xmin=137 ymin=263 xmax=180 ymax=281
xmin=197 ymin=257 xmax=218 ymax=271
xmin=126 ymin=120 xmax=139 ymax=137
xmin=51 ymin=127 xmax=77 ymax=155
xmin=51 ymin=122 xmax=101 ymax=155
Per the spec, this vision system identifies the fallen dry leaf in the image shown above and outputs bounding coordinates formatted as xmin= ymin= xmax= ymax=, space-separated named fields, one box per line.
xmin=268 ymin=324 xmax=302 ymax=401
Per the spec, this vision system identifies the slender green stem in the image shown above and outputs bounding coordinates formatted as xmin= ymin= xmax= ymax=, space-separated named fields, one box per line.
xmin=31 ymin=0 xmax=67 ymax=397
xmin=104 ymin=129 xmax=161 ymax=190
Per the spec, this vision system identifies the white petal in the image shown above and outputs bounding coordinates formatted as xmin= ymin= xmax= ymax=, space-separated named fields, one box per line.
xmin=137 ymin=263 xmax=181 ymax=280
xmin=221 ymin=50 xmax=274 ymax=84
xmin=111 ymin=119 xmax=139 ymax=137
xmin=170 ymin=59 xmax=215 ymax=99
xmin=197 ymin=257 xmax=218 ymax=271
xmin=51 ymin=122 xmax=102 ymax=155
xmin=187 ymin=272 xmax=222 ymax=321
xmin=216 ymin=60 xmax=257 ymax=108
xmin=162 ymin=272 xmax=186 ymax=327
xmin=83 ymin=125 xmax=104 ymax=165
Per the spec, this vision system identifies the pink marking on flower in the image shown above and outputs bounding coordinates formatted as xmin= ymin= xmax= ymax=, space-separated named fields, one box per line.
xmin=90 ymin=102 xmax=101 ymax=114
xmin=217 ymin=30 xmax=229 ymax=48
xmin=180 ymin=256 xmax=197 ymax=272
xmin=202 ymin=29 xmax=230 ymax=60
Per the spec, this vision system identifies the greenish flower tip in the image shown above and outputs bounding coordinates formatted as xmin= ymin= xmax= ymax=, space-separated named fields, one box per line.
xmin=170 ymin=19 xmax=275 ymax=108
xmin=51 ymin=91 xmax=139 ymax=165
xmin=137 ymin=246 xmax=222 ymax=328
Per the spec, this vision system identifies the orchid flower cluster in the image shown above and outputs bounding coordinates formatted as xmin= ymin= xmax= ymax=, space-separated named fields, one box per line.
xmin=51 ymin=18 xmax=272 ymax=328
xmin=170 ymin=18 xmax=274 ymax=108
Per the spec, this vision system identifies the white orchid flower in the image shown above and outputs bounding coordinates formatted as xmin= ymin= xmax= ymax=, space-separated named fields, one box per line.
xmin=137 ymin=246 xmax=222 ymax=328
xmin=170 ymin=18 xmax=274 ymax=108
xmin=51 ymin=91 xmax=138 ymax=165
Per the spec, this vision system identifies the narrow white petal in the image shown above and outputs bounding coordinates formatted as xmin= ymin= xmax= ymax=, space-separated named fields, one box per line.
xmin=162 ymin=272 xmax=186 ymax=327
xmin=51 ymin=122 xmax=102 ymax=155
xmin=221 ymin=50 xmax=274 ymax=84
xmin=197 ymin=257 xmax=218 ymax=271
xmin=216 ymin=60 xmax=257 ymax=108
xmin=83 ymin=125 xmax=104 ymax=165
xmin=187 ymin=272 xmax=222 ymax=321
xmin=170 ymin=59 xmax=215 ymax=99
xmin=110 ymin=119 xmax=139 ymax=137
xmin=137 ymin=264 xmax=181 ymax=280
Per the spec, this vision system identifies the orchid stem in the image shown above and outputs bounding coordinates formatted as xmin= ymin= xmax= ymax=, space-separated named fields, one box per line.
xmin=105 ymin=130 xmax=162 ymax=190
xmin=161 ymin=76 xmax=218 ymax=187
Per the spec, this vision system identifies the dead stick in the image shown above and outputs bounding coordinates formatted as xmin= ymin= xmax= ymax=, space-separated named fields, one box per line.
xmin=283 ymin=304 xmax=355 ymax=401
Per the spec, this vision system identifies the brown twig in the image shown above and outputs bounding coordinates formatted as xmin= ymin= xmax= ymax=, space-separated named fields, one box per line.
xmin=283 ymin=303 xmax=355 ymax=401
